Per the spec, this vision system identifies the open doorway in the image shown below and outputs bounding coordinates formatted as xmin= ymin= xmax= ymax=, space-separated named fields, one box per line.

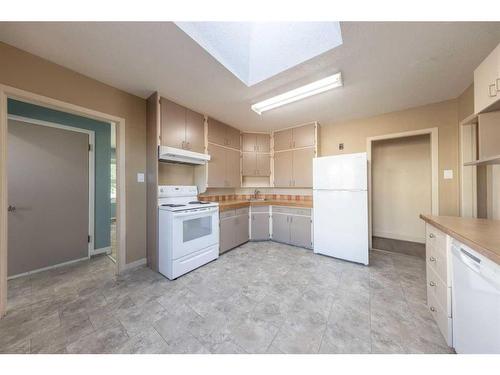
xmin=367 ymin=128 xmax=439 ymax=258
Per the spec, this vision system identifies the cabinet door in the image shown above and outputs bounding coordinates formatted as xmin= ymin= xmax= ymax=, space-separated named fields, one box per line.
xmin=292 ymin=123 xmax=315 ymax=148
xmin=478 ymin=112 xmax=500 ymax=160
xmin=242 ymin=152 xmax=257 ymax=176
xmin=290 ymin=215 xmax=312 ymax=249
xmin=220 ymin=217 xmax=235 ymax=254
xmin=226 ymin=126 xmax=241 ymax=150
xmin=242 ymin=133 xmax=257 ymax=152
xmin=235 ymin=214 xmax=249 ymax=245
xmin=273 ymin=150 xmax=293 ymax=187
xmin=251 ymin=213 xmax=270 ymax=240
xmin=225 ymin=148 xmax=241 ymax=187
xmin=207 ymin=143 xmax=226 ymax=187
xmin=273 ymin=129 xmax=293 ymax=151
xmin=185 ymin=109 xmax=205 ymax=153
xmin=292 ymin=148 xmax=314 ymax=187
xmin=272 ymin=214 xmax=290 ymax=243
xmin=256 ymin=153 xmax=271 ymax=176
xmin=474 ymin=44 xmax=500 ymax=113
xmin=160 ymin=98 xmax=186 ymax=149
xmin=256 ymin=133 xmax=270 ymax=152
xmin=207 ymin=118 xmax=227 ymax=146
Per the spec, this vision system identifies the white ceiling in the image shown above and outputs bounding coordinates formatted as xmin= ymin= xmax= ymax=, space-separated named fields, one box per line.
xmin=1 ymin=22 xmax=500 ymax=132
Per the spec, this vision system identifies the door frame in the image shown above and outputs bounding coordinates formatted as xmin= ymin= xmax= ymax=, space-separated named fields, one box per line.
xmin=366 ymin=127 xmax=439 ymax=249
xmin=7 ymin=114 xmax=96 ymax=263
xmin=0 ymin=84 xmax=127 ymax=318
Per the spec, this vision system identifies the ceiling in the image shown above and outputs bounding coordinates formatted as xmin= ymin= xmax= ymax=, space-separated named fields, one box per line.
xmin=1 ymin=22 xmax=500 ymax=132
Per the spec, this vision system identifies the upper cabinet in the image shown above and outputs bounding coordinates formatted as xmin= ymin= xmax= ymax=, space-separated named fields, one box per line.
xmin=242 ymin=133 xmax=270 ymax=152
xmin=160 ymin=97 xmax=205 ymax=153
xmin=474 ymin=43 xmax=500 ymax=114
xmin=478 ymin=112 xmax=500 ymax=162
xmin=274 ymin=123 xmax=315 ymax=151
xmin=207 ymin=143 xmax=240 ymax=188
xmin=208 ymin=118 xmax=241 ymax=150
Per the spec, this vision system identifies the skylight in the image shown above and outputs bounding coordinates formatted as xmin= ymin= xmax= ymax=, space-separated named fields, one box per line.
xmin=175 ymin=22 xmax=343 ymax=86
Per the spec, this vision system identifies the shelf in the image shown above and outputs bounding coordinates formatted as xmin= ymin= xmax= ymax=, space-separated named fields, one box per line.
xmin=464 ymin=155 xmax=500 ymax=166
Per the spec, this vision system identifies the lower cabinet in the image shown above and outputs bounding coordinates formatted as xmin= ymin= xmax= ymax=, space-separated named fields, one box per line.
xmin=219 ymin=208 xmax=249 ymax=254
xmin=271 ymin=207 xmax=312 ymax=249
xmin=250 ymin=206 xmax=270 ymax=240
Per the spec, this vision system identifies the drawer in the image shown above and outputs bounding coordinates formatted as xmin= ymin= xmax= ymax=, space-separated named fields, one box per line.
xmin=220 ymin=209 xmax=236 ymax=219
xmin=250 ymin=205 xmax=269 ymax=213
xmin=427 ymin=244 xmax=448 ymax=284
xmin=427 ymin=288 xmax=453 ymax=346
xmin=236 ymin=207 xmax=249 ymax=216
xmin=426 ymin=265 xmax=451 ymax=317
xmin=272 ymin=206 xmax=311 ymax=216
xmin=426 ymin=224 xmax=447 ymax=253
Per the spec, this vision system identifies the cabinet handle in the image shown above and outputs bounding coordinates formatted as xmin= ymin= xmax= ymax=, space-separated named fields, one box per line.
xmin=429 ymin=281 xmax=436 ymax=287
xmin=429 ymin=233 xmax=435 ymax=238
xmin=497 ymin=78 xmax=500 ymax=92
xmin=430 ymin=306 xmax=436 ymax=312
xmin=429 ymin=256 xmax=436 ymax=262
xmin=489 ymin=83 xmax=497 ymax=97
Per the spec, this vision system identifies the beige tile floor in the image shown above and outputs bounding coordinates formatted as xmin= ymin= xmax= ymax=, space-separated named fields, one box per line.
xmin=0 ymin=242 xmax=453 ymax=354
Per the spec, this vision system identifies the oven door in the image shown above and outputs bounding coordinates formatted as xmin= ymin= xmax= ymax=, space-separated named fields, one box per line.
xmin=171 ymin=207 xmax=219 ymax=259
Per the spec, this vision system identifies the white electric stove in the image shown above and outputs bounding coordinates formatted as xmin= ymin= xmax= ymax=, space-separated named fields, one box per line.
xmin=158 ymin=185 xmax=219 ymax=280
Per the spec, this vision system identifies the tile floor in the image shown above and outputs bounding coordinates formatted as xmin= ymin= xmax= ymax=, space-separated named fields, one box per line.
xmin=0 ymin=242 xmax=453 ymax=354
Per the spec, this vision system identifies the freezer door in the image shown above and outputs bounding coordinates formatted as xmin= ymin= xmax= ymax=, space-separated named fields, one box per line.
xmin=313 ymin=190 xmax=369 ymax=265
xmin=313 ymin=153 xmax=367 ymax=190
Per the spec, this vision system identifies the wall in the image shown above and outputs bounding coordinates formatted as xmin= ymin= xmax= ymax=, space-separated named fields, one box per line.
xmin=372 ymin=134 xmax=431 ymax=243
xmin=8 ymin=99 xmax=112 ymax=250
xmin=158 ymin=163 xmax=194 ymax=185
xmin=0 ymin=42 xmax=146 ymax=264
xmin=320 ymin=99 xmax=460 ymax=216
xmin=458 ymin=84 xmax=474 ymax=122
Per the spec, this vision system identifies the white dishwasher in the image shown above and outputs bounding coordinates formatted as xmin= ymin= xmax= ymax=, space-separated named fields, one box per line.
xmin=451 ymin=240 xmax=500 ymax=353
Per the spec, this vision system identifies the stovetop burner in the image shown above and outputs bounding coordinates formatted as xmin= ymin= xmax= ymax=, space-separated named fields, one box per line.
xmin=188 ymin=201 xmax=210 ymax=205
xmin=161 ymin=204 xmax=186 ymax=207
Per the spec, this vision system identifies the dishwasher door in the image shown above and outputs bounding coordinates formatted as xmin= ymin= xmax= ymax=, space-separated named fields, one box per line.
xmin=451 ymin=242 xmax=500 ymax=354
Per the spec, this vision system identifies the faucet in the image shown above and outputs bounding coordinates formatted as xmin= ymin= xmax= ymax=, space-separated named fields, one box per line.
xmin=254 ymin=189 xmax=260 ymax=200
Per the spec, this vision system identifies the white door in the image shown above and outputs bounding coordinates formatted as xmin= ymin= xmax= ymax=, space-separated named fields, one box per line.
xmin=313 ymin=153 xmax=367 ymax=190
xmin=313 ymin=190 xmax=369 ymax=265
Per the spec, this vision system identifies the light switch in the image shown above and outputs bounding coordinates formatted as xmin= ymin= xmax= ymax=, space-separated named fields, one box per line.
xmin=443 ymin=170 xmax=453 ymax=180
xmin=137 ymin=173 xmax=145 ymax=183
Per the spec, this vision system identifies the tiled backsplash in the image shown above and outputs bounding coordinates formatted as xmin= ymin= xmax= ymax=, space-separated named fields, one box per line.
xmin=199 ymin=193 xmax=312 ymax=202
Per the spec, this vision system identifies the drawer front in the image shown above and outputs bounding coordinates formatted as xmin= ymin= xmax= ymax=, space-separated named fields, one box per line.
xmin=272 ymin=206 xmax=311 ymax=216
xmin=250 ymin=205 xmax=269 ymax=213
xmin=427 ymin=289 xmax=452 ymax=346
xmin=220 ymin=209 xmax=236 ymax=219
xmin=427 ymin=244 xmax=448 ymax=284
xmin=426 ymin=224 xmax=447 ymax=253
xmin=236 ymin=207 xmax=249 ymax=216
xmin=426 ymin=265 xmax=451 ymax=317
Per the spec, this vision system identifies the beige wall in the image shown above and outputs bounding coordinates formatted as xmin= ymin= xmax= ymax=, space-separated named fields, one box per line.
xmin=458 ymin=84 xmax=474 ymax=122
xmin=372 ymin=135 xmax=431 ymax=243
xmin=0 ymin=42 xmax=147 ymax=264
xmin=320 ymin=100 xmax=460 ymax=216
xmin=158 ymin=163 xmax=195 ymax=185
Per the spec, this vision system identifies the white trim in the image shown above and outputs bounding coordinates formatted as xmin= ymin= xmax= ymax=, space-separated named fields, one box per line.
xmin=366 ymin=127 xmax=439 ymax=250
xmin=7 ymin=114 xmax=96 ymax=256
xmin=460 ymin=122 xmax=478 ymax=218
xmin=122 ymin=257 xmax=147 ymax=271
xmin=7 ymin=257 xmax=89 ymax=280
xmin=0 ymin=84 xmax=127 ymax=318
xmin=90 ymin=246 xmax=111 ymax=256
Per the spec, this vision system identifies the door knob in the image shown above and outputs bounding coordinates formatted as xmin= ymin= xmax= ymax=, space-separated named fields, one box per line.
xmin=8 ymin=205 xmax=16 ymax=212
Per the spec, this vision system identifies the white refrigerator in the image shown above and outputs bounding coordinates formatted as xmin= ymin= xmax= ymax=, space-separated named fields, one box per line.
xmin=313 ymin=152 xmax=369 ymax=265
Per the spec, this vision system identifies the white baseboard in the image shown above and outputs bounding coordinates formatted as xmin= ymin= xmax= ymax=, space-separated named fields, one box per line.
xmin=7 ymin=256 xmax=89 ymax=280
xmin=90 ymin=246 xmax=111 ymax=256
xmin=123 ymin=257 xmax=147 ymax=271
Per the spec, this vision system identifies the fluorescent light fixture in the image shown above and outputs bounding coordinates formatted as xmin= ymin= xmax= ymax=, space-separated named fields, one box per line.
xmin=251 ymin=73 xmax=343 ymax=115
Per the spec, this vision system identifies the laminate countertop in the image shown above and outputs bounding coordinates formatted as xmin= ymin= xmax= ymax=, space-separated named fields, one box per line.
xmin=218 ymin=200 xmax=313 ymax=212
xmin=420 ymin=214 xmax=500 ymax=265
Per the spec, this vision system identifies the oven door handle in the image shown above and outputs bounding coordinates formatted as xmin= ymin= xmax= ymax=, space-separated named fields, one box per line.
xmin=173 ymin=207 xmax=218 ymax=218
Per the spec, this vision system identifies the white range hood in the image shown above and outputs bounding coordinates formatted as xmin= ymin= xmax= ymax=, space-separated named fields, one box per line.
xmin=158 ymin=145 xmax=210 ymax=165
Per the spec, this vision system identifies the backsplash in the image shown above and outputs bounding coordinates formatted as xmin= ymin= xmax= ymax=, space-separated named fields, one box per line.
xmin=199 ymin=193 xmax=312 ymax=202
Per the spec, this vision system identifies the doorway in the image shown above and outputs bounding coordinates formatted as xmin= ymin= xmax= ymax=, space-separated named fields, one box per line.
xmin=367 ymin=128 xmax=439 ymax=258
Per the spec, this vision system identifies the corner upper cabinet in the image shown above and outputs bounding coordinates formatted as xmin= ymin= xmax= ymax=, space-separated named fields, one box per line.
xmin=474 ymin=43 xmax=500 ymax=114
xmin=208 ymin=118 xmax=241 ymax=150
xmin=207 ymin=143 xmax=240 ymax=188
xmin=160 ymin=97 xmax=205 ymax=152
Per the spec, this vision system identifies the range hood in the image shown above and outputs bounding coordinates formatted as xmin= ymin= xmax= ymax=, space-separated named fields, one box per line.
xmin=158 ymin=145 xmax=211 ymax=165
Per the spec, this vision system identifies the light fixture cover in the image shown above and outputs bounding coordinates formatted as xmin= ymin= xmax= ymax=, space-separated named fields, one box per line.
xmin=251 ymin=73 xmax=343 ymax=115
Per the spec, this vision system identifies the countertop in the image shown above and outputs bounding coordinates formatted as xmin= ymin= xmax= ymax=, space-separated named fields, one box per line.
xmin=218 ymin=199 xmax=313 ymax=212
xmin=420 ymin=214 xmax=500 ymax=265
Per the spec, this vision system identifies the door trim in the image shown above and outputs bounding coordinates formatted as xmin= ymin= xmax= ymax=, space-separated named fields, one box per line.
xmin=0 ymin=84 xmax=127 ymax=318
xmin=366 ymin=127 xmax=439 ymax=250
xmin=7 ymin=114 xmax=96 ymax=258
